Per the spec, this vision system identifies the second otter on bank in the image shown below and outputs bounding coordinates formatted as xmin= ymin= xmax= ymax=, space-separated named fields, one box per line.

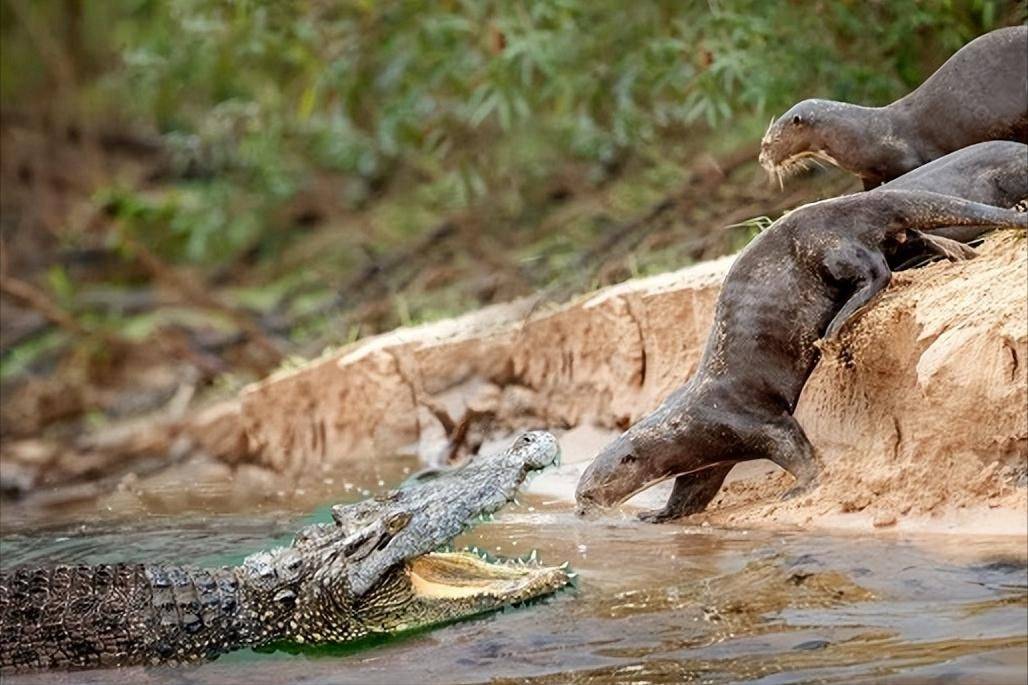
xmin=879 ymin=140 xmax=1028 ymax=268
xmin=575 ymin=190 xmax=1026 ymax=522
xmin=759 ymin=26 xmax=1028 ymax=189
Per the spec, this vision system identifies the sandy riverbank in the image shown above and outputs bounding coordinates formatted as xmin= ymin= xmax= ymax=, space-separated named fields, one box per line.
xmin=3 ymin=232 xmax=1025 ymax=536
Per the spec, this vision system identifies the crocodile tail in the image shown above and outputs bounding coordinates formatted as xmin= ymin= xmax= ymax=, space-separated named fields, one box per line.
xmin=1 ymin=564 xmax=247 ymax=672
xmin=2 ymin=564 xmax=154 ymax=671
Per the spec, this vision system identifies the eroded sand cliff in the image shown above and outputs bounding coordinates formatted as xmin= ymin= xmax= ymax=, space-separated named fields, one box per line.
xmin=4 ymin=232 xmax=1026 ymax=533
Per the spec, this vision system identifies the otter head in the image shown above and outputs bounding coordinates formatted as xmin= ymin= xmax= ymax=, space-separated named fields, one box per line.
xmin=575 ymin=413 xmax=686 ymax=513
xmin=759 ymin=99 xmax=852 ymax=186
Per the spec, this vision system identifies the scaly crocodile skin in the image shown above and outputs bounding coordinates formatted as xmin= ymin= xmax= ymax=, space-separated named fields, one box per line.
xmin=0 ymin=564 xmax=251 ymax=670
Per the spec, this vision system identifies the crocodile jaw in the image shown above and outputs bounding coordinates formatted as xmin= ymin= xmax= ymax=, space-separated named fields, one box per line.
xmin=407 ymin=551 xmax=570 ymax=602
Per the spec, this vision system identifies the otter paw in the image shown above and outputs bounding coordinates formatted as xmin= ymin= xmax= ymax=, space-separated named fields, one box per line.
xmin=947 ymin=243 xmax=978 ymax=261
xmin=780 ymin=479 xmax=817 ymax=502
xmin=638 ymin=507 xmax=682 ymax=524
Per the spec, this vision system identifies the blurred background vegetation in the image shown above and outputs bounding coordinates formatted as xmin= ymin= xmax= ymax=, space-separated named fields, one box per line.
xmin=0 ymin=0 xmax=1021 ymax=449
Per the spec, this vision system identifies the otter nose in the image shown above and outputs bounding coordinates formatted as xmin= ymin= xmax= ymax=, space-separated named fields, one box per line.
xmin=575 ymin=493 xmax=598 ymax=517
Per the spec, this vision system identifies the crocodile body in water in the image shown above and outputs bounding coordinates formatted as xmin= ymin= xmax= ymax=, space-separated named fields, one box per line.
xmin=0 ymin=432 xmax=571 ymax=672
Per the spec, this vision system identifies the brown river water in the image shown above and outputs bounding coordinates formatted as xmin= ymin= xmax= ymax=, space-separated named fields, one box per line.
xmin=1 ymin=452 xmax=1025 ymax=685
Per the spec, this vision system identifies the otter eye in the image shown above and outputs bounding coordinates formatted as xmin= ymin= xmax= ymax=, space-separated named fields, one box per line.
xmin=791 ymin=114 xmax=803 ymax=125
xmin=620 ymin=453 xmax=638 ymax=465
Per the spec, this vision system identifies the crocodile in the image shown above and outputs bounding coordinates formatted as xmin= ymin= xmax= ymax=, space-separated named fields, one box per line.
xmin=0 ymin=431 xmax=571 ymax=673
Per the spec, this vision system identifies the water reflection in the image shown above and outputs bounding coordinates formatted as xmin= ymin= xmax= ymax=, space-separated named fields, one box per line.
xmin=1 ymin=474 xmax=1025 ymax=684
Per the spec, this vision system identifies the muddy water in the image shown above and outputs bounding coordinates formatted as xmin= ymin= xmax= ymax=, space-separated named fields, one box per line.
xmin=1 ymin=458 xmax=1026 ymax=685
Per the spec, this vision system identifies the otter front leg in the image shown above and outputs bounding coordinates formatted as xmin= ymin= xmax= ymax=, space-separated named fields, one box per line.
xmin=638 ymin=463 xmax=734 ymax=523
xmin=762 ymin=415 xmax=822 ymax=500
xmin=823 ymin=249 xmax=891 ymax=341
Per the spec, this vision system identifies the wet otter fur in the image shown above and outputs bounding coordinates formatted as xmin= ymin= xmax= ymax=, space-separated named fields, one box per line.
xmin=878 ymin=141 xmax=1028 ymax=267
xmin=760 ymin=26 xmax=1028 ymax=190
xmin=575 ymin=190 xmax=1027 ymax=522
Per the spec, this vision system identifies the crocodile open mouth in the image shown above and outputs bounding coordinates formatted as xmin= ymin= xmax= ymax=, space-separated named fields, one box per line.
xmin=407 ymin=550 xmax=571 ymax=601
xmin=349 ymin=547 xmax=572 ymax=636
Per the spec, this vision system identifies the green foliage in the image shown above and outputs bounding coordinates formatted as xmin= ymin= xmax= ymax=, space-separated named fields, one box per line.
xmin=1 ymin=0 xmax=1013 ymax=266
xmin=0 ymin=330 xmax=67 ymax=381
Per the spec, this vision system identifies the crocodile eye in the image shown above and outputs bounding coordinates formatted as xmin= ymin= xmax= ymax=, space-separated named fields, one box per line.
xmin=620 ymin=453 xmax=638 ymax=465
xmin=273 ymin=589 xmax=297 ymax=609
xmin=791 ymin=114 xmax=803 ymax=125
xmin=385 ymin=511 xmax=412 ymax=535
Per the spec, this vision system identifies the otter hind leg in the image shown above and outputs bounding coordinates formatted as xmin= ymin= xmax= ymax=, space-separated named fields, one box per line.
xmin=918 ymin=232 xmax=979 ymax=260
xmin=761 ymin=415 xmax=822 ymax=500
xmin=890 ymin=228 xmax=986 ymax=271
xmin=638 ymin=463 xmax=734 ymax=523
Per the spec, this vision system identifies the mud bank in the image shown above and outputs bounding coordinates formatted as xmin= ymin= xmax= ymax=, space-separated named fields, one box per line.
xmin=4 ymin=232 xmax=1026 ymax=533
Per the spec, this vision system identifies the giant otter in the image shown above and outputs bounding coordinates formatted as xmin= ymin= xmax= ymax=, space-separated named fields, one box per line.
xmin=759 ymin=26 xmax=1028 ymax=189
xmin=575 ymin=190 xmax=1027 ymax=522
xmin=880 ymin=140 xmax=1028 ymax=268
